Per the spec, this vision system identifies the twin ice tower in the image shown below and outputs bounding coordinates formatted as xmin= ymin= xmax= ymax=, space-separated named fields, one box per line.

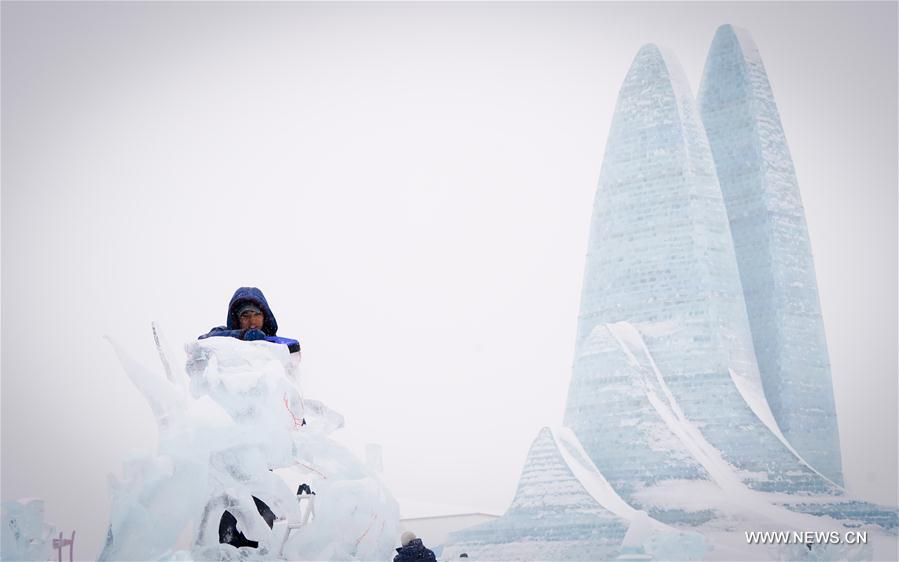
xmin=444 ymin=25 xmax=896 ymax=559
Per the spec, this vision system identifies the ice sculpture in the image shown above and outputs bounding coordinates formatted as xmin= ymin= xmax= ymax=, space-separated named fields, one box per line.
xmin=1 ymin=499 xmax=55 ymax=562
xmin=699 ymin=24 xmax=843 ymax=486
xmin=99 ymin=327 xmax=398 ymax=561
xmin=565 ymin=43 xmax=838 ymax=517
xmin=444 ymin=33 xmax=897 ymax=561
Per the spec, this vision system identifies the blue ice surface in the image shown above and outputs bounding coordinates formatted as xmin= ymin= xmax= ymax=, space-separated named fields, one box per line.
xmin=698 ymin=24 xmax=843 ymax=487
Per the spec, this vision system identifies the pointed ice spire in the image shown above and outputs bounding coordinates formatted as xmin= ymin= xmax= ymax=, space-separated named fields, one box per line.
xmin=699 ymin=24 xmax=843 ymax=485
xmin=573 ymin=43 xmax=748 ymax=363
xmin=442 ymin=427 xmax=630 ymax=560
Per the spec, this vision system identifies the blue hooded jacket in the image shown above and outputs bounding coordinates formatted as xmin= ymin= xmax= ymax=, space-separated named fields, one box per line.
xmin=199 ymin=287 xmax=300 ymax=353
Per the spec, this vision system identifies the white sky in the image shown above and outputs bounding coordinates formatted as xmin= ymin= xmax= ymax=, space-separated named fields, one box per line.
xmin=2 ymin=2 xmax=896 ymax=557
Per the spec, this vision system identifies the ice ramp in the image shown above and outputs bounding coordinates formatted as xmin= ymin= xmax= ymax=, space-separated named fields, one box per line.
xmin=440 ymin=427 xmax=663 ymax=561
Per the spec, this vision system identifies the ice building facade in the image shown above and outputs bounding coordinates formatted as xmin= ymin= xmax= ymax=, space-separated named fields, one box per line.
xmin=445 ymin=26 xmax=897 ymax=561
xmin=698 ymin=24 xmax=843 ymax=486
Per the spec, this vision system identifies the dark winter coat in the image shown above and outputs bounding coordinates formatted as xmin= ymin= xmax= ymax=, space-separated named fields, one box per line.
xmin=394 ymin=539 xmax=437 ymax=562
xmin=199 ymin=287 xmax=300 ymax=353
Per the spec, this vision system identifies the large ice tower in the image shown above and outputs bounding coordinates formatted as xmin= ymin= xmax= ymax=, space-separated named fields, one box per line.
xmin=563 ymin=44 xmax=837 ymax=508
xmin=443 ymin=29 xmax=897 ymax=562
xmin=698 ymin=24 xmax=843 ymax=486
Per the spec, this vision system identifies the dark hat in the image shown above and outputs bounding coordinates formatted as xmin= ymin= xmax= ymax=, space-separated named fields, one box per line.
xmin=237 ymin=303 xmax=262 ymax=316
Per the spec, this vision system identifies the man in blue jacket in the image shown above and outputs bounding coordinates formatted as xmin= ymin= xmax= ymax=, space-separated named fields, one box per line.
xmin=200 ymin=287 xmax=300 ymax=548
xmin=199 ymin=287 xmax=300 ymax=354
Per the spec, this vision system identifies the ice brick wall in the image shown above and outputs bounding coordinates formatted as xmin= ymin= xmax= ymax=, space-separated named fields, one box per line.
xmin=698 ymin=24 xmax=843 ymax=486
xmin=567 ymin=323 xmax=717 ymax=524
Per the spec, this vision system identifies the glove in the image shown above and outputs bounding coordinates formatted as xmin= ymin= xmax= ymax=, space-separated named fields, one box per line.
xmin=243 ymin=329 xmax=267 ymax=341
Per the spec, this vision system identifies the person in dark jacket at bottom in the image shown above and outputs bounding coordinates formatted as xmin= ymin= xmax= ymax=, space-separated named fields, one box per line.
xmin=394 ymin=531 xmax=437 ymax=562
xmin=199 ymin=286 xmax=300 ymax=353
xmin=200 ymin=287 xmax=300 ymax=549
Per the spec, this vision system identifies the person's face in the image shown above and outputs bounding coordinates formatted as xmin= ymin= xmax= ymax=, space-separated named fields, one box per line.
xmin=239 ymin=310 xmax=264 ymax=330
